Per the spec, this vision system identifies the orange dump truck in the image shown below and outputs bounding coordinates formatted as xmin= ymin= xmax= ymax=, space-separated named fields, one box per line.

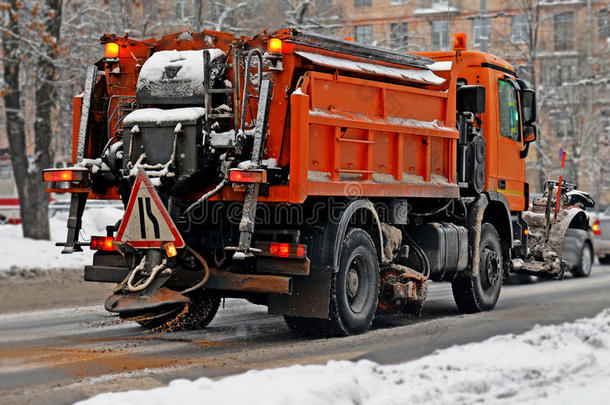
xmin=43 ymin=29 xmax=581 ymax=336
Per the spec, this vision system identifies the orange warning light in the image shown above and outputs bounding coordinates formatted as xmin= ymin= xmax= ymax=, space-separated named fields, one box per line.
xmin=105 ymin=42 xmax=119 ymax=59
xmin=268 ymin=38 xmax=283 ymax=54
xmin=164 ymin=242 xmax=178 ymax=258
xmin=454 ymin=33 xmax=467 ymax=51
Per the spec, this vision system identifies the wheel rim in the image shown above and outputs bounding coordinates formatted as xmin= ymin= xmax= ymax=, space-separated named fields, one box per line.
xmin=345 ymin=254 xmax=372 ymax=313
xmin=480 ymin=247 xmax=500 ymax=292
xmin=581 ymin=245 xmax=592 ymax=274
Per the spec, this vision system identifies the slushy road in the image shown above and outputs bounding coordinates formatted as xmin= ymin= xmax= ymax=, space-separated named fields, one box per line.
xmin=2 ymin=265 xmax=609 ymax=405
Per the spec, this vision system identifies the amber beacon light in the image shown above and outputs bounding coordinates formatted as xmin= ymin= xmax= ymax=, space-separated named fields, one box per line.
xmin=454 ymin=33 xmax=467 ymax=51
xmin=105 ymin=42 xmax=119 ymax=58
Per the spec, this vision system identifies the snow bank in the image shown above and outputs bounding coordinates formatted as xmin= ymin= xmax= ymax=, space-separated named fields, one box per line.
xmin=77 ymin=309 xmax=610 ymax=405
xmin=0 ymin=206 xmax=123 ymax=272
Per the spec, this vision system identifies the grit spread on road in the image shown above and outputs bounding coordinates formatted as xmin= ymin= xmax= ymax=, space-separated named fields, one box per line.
xmin=1 ymin=265 xmax=610 ymax=405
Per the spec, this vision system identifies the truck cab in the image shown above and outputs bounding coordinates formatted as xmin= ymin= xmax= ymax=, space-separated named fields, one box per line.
xmin=414 ymin=49 xmax=537 ymax=213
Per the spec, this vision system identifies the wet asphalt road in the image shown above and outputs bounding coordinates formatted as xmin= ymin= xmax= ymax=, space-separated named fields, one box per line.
xmin=2 ymin=265 xmax=610 ymax=405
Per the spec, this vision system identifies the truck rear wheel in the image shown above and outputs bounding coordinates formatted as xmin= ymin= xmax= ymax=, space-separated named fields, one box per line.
xmin=136 ymin=290 xmax=220 ymax=330
xmin=451 ymin=223 xmax=503 ymax=313
xmin=285 ymin=228 xmax=379 ymax=337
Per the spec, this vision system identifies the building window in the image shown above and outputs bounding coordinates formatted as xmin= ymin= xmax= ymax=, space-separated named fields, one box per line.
xmin=390 ymin=22 xmax=408 ymax=48
xmin=431 ymin=20 xmax=448 ymax=50
xmin=175 ymin=0 xmax=189 ymax=20
xmin=498 ymin=79 xmax=521 ymax=142
xmin=599 ymin=8 xmax=609 ymax=40
xmin=511 ymin=14 xmax=528 ymax=44
xmin=390 ymin=0 xmax=407 ymax=4
xmin=554 ymin=12 xmax=574 ymax=51
xmin=473 ymin=17 xmax=491 ymax=47
xmin=355 ymin=25 xmax=373 ymax=44
xmin=541 ymin=57 xmax=579 ymax=87
xmin=355 ymin=0 xmax=372 ymax=7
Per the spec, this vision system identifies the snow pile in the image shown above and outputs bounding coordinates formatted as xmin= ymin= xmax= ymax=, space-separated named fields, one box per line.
xmin=0 ymin=206 xmax=123 ymax=273
xmin=78 ymin=309 xmax=610 ymax=405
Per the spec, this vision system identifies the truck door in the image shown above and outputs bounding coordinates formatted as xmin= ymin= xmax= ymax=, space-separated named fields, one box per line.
xmin=495 ymin=75 xmax=526 ymax=211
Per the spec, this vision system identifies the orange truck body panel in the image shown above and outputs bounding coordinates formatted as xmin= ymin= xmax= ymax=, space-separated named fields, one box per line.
xmin=76 ymin=30 xmax=527 ymax=211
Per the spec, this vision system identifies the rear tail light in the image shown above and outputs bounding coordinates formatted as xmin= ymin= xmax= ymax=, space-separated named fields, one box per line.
xmin=524 ymin=228 xmax=529 ymax=236
xmin=256 ymin=242 xmax=307 ymax=258
xmin=229 ymin=169 xmax=267 ymax=184
xmin=42 ymin=168 xmax=89 ymax=193
xmin=592 ymin=219 xmax=601 ymax=236
xmin=43 ymin=170 xmax=75 ymax=182
xmin=90 ymin=236 xmax=115 ymax=251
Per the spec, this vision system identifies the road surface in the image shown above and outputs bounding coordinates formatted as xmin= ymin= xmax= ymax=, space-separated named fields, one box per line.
xmin=2 ymin=265 xmax=610 ymax=404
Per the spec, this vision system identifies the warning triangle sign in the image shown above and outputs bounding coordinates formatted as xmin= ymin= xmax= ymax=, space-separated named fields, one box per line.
xmin=116 ymin=170 xmax=185 ymax=248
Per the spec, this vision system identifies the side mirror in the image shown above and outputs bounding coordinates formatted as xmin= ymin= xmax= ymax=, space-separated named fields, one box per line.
xmin=521 ymin=89 xmax=536 ymax=124
xmin=520 ymin=125 xmax=537 ymax=158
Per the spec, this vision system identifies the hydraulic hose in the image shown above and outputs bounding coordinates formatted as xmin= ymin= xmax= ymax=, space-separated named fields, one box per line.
xmin=181 ymin=245 xmax=211 ymax=295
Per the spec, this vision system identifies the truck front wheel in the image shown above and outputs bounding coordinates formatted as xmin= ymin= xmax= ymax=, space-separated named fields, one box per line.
xmin=451 ymin=223 xmax=503 ymax=313
xmin=285 ymin=228 xmax=379 ymax=337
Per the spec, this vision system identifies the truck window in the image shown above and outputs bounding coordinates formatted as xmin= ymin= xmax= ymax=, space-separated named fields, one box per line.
xmin=498 ymin=79 xmax=521 ymax=142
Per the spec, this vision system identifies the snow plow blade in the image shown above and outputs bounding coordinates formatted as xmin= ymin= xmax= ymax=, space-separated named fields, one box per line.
xmin=518 ymin=183 xmax=590 ymax=279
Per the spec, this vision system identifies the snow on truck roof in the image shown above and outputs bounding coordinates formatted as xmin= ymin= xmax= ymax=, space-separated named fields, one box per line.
xmin=296 ymin=51 xmax=446 ymax=85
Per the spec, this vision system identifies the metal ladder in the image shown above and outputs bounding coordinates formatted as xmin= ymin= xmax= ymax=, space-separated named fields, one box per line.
xmin=232 ymin=49 xmax=274 ymax=260
xmin=202 ymin=48 xmax=242 ymax=144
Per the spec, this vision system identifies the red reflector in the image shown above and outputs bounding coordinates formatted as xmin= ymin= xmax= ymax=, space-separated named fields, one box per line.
xmin=90 ymin=236 xmax=115 ymax=251
xmin=43 ymin=170 xmax=74 ymax=182
xmin=592 ymin=220 xmax=601 ymax=236
xmin=524 ymin=228 xmax=529 ymax=236
xmin=229 ymin=169 xmax=266 ymax=183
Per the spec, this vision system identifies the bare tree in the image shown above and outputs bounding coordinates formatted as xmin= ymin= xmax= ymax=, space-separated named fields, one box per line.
xmin=1 ymin=0 xmax=63 ymax=239
xmin=284 ymin=0 xmax=342 ymax=34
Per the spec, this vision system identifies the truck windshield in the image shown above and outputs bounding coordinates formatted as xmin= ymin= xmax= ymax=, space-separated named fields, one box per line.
xmin=498 ymin=79 xmax=521 ymax=142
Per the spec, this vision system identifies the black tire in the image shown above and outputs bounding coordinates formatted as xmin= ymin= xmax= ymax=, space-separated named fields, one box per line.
xmin=137 ymin=290 xmax=220 ymax=330
xmin=515 ymin=274 xmax=538 ymax=284
xmin=285 ymin=228 xmax=379 ymax=337
xmin=452 ymin=223 xmax=503 ymax=313
xmin=598 ymin=256 xmax=610 ymax=265
xmin=571 ymin=243 xmax=593 ymax=278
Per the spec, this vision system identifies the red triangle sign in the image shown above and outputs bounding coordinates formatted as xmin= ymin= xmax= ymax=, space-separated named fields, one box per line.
xmin=116 ymin=170 xmax=185 ymax=248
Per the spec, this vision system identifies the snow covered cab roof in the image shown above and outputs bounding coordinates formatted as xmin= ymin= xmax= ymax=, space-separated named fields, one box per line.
xmin=136 ymin=49 xmax=225 ymax=105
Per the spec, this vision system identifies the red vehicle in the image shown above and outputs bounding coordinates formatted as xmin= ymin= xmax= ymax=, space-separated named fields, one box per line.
xmin=43 ymin=29 xmax=590 ymax=336
xmin=0 ymin=152 xmax=20 ymax=224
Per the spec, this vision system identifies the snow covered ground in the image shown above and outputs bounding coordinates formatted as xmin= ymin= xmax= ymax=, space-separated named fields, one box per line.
xmin=0 ymin=207 xmax=123 ymax=273
xmin=78 ymin=309 xmax=610 ymax=405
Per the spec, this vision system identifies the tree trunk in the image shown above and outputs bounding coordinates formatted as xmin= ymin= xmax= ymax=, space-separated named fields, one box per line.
xmin=1 ymin=0 xmax=63 ymax=240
